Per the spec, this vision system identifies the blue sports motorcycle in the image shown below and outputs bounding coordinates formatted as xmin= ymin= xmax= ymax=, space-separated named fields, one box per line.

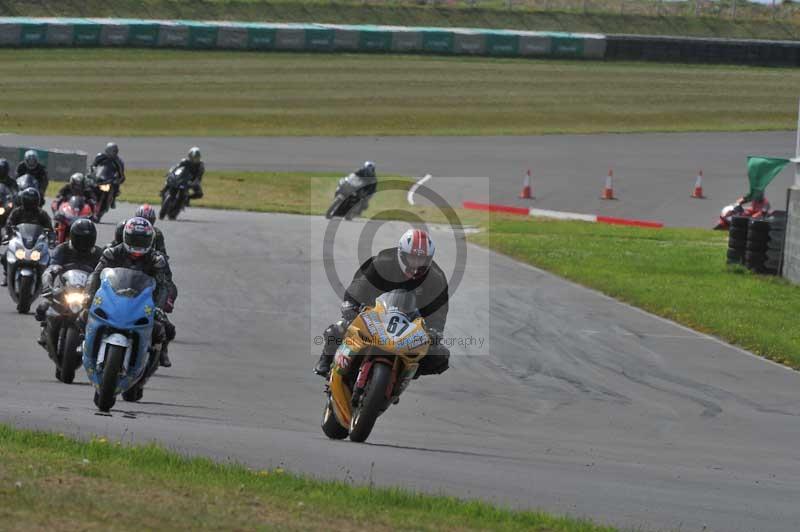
xmin=83 ymin=268 xmax=160 ymax=412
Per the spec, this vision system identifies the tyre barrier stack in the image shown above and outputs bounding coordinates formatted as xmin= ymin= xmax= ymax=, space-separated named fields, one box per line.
xmin=728 ymin=212 xmax=787 ymax=275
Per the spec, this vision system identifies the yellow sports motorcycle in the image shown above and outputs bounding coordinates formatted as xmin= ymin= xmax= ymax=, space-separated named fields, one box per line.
xmin=322 ymin=290 xmax=430 ymax=443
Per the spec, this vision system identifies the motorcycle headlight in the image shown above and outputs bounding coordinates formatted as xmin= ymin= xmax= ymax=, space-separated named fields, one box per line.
xmin=30 ymin=250 xmax=40 ymax=262
xmin=99 ymin=184 xmax=111 ymax=192
xmin=0 ymin=207 xmax=5 ymax=215
xmin=14 ymin=249 xmax=25 ymax=260
xmin=65 ymin=292 xmax=87 ymax=305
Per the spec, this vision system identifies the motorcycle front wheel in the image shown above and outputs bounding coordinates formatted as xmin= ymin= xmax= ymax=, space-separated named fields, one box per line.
xmin=96 ymin=344 xmax=125 ymax=412
xmin=16 ymin=276 xmax=34 ymax=314
xmin=321 ymin=396 xmax=349 ymax=440
xmin=159 ymin=195 xmax=174 ymax=221
xmin=59 ymin=326 xmax=82 ymax=384
xmin=325 ymin=196 xmax=346 ymax=219
xmin=349 ymin=363 xmax=392 ymax=443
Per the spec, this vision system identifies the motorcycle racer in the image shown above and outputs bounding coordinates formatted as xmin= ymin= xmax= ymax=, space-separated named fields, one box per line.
xmin=86 ymin=217 xmax=177 ymax=370
xmin=314 ymin=228 xmax=450 ymax=378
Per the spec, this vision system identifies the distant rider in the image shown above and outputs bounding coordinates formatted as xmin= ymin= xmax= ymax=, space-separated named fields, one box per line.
xmin=90 ymin=142 xmax=126 ymax=209
xmin=54 ymin=173 xmax=97 ymax=211
xmin=35 ymin=218 xmax=103 ymax=348
xmin=16 ymin=150 xmax=49 ymax=204
xmin=161 ymin=147 xmax=204 ymax=205
xmin=353 ymin=160 xmax=378 ymax=211
xmin=110 ymin=204 xmax=168 ymax=257
xmin=314 ymin=228 xmax=450 ymax=378
xmin=1 ymin=188 xmax=53 ymax=286
xmin=86 ymin=217 xmax=177 ymax=371
xmin=0 ymin=159 xmax=17 ymax=194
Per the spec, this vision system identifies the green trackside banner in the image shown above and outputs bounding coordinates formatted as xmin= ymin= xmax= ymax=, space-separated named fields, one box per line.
xmin=747 ymin=156 xmax=791 ymax=198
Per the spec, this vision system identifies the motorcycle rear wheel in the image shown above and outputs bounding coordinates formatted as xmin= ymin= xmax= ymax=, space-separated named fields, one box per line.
xmin=349 ymin=363 xmax=392 ymax=443
xmin=59 ymin=326 xmax=82 ymax=384
xmin=97 ymin=344 xmax=125 ymax=412
xmin=16 ymin=276 xmax=34 ymax=314
xmin=321 ymin=397 xmax=349 ymax=440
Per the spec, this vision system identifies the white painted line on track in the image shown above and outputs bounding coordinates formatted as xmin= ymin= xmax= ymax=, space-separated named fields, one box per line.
xmin=407 ymin=174 xmax=432 ymax=205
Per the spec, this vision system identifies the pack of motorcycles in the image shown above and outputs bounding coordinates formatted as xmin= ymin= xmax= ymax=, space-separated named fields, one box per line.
xmin=1 ymin=163 xmax=194 ymax=414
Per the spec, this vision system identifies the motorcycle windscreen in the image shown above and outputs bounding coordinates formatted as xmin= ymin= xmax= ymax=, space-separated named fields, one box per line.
xmin=67 ymin=195 xmax=86 ymax=212
xmin=376 ymin=289 xmax=420 ymax=319
xmin=16 ymin=174 xmax=39 ymax=191
xmin=94 ymin=162 xmax=117 ymax=183
xmin=168 ymin=166 xmax=193 ymax=187
xmin=101 ymin=268 xmax=155 ymax=298
xmin=61 ymin=269 xmax=89 ymax=289
xmin=16 ymin=223 xmax=44 ymax=249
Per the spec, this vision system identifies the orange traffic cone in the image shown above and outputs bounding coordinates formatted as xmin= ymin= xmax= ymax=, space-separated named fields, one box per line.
xmin=601 ymin=169 xmax=615 ymax=200
xmin=691 ymin=170 xmax=705 ymax=199
xmin=519 ymin=169 xmax=534 ymax=200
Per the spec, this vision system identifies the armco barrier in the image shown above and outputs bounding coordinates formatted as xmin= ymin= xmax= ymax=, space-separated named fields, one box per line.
xmin=0 ymin=146 xmax=87 ymax=183
xmin=5 ymin=17 xmax=798 ymax=65
xmin=0 ymin=17 xmax=606 ymax=60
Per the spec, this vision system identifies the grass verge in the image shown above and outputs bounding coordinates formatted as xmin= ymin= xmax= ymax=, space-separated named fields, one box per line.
xmin=1 ymin=0 xmax=799 ymax=40
xmin=120 ymin=170 xmax=463 ymax=223
xmin=3 ymin=49 xmax=799 ymax=136
xmin=472 ymin=218 xmax=800 ymax=368
xmin=0 ymin=424 xmax=617 ymax=531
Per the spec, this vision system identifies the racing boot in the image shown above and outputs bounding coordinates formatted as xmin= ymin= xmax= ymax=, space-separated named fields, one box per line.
xmin=159 ymin=345 xmax=172 ymax=368
xmin=122 ymin=385 xmax=143 ymax=402
xmin=314 ymin=353 xmax=333 ymax=377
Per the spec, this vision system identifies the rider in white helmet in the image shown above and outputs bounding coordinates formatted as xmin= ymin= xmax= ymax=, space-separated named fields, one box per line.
xmin=161 ymin=147 xmax=205 ymax=205
xmin=314 ymin=228 xmax=450 ymax=378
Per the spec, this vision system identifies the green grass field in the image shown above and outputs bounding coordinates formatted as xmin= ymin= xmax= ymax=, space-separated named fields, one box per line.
xmin=0 ymin=424 xmax=618 ymax=531
xmin=3 ymin=49 xmax=799 ymax=136
xmin=2 ymin=0 xmax=799 ymax=40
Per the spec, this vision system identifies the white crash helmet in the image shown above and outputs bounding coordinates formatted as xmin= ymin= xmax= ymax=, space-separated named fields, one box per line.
xmin=188 ymin=146 xmax=202 ymax=163
xmin=397 ymin=228 xmax=435 ymax=279
xmin=24 ymin=150 xmax=39 ymax=169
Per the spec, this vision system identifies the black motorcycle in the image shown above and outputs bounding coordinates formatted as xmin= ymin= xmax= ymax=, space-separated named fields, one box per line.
xmin=42 ymin=269 xmax=90 ymax=383
xmin=159 ymin=166 xmax=192 ymax=221
xmin=325 ymin=174 xmax=374 ymax=220
xmin=16 ymin=174 xmax=41 ymax=204
xmin=91 ymin=160 xmax=119 ymax=222
xmin=4 ymin=223 xmax=50 ymax=313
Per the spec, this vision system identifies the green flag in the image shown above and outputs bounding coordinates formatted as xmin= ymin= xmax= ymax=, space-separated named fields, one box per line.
xmin=746 ymin=156 xmax=790 ymax=200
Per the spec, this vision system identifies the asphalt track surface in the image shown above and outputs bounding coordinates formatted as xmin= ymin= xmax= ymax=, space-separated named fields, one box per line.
xmin=4 ymin=131 xmax=798 ymax=227
xmin=2 ymin=202 xmax=800 ymax=532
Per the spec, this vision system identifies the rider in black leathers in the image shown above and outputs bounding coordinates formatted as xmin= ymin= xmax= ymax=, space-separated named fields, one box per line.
xmin=2 ymin=189 xmax=53 ymax=287
xmin=86 ymin=217 xmax=177 ymax=369
xmin=161 ymin=147 xmax=204 ymax=204
xmin=54 ymin=173 xmax=97 ymax=211
xmin=35 ymin=219 xmax=102 ymax=347
xmin=110 ymin=205 xmax=167 ymax=257
xmin=0 ymin=159 xmax=17 ymax=193
xmin=314 ymin=228 xmax=450 ymax=378
xmin=353 ymin=161 xmax=378 ymax=197
xmin=16 ymin=151 xmax=48 ymax=205
xmin=90 ymin=142 xmax=126 ymax=209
